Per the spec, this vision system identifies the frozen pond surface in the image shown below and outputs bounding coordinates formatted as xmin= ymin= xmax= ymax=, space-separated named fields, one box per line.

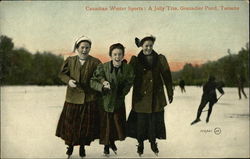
xmin=1 ymin=86 xmax=249 ymax=158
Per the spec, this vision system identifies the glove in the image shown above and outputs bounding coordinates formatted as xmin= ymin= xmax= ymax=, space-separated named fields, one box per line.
xmin=103 ymin=81 xmax=111 ymax=90
xmin=68 ymin=79 xmax=77 ymax=88
xmin=215 ymin=98 xmax=218 ymax=103
xmin=169 ymin=96 xmax=173 ymax=104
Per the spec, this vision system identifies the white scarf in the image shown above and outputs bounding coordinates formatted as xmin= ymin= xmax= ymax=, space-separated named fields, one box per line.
xmin=113 ymin=61 xmax=122 ymax=68
xmin=77 ymin=52 xmax=88 ymax=65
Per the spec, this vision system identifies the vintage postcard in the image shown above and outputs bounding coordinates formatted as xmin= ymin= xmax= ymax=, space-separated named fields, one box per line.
xmin=0 ymin=0 xmax=249 ymax=158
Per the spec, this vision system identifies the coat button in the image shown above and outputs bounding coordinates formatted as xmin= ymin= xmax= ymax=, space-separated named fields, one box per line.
xmin=150 ymin=80 xmax=152 ymax=82
xmin=144 ymin=91 xmax=146 ymax=94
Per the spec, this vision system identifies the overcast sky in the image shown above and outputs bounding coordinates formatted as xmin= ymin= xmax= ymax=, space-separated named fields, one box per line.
xmin=0 ymin=1 xmax=249 ymax=70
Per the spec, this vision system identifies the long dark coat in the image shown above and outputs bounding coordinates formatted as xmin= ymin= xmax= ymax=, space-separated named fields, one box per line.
xmin=129 ymin=50 xmax=173 ymax=113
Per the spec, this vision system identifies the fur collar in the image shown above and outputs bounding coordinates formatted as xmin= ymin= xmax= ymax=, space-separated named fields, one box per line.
xmin=138 ymin=50 xmax=158 ymax=70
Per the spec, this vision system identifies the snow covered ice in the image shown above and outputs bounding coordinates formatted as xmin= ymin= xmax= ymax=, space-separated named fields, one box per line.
xmin=1 ymin=86 xmax=249 ymax=158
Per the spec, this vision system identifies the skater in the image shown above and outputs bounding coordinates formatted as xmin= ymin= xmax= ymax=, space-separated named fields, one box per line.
xmin=127 ymin=35 xmax=174 ymax=156
xmin=179 ymin=79 xmax=186 ymax=93
xmin=191 ymin=76 xmax=224 ymax=125
xmin=90 ymin=43 xmax=134 ymax=156
xmin=237 ymin=74 xmax=247 ymax=99
xmin=56 ymin=36 xmax=101 ymax=158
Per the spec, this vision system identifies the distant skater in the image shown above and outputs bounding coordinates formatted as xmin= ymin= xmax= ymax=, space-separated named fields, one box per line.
xmin=179 ymin=79 xmax=186 ymax=93
xmin=191 ymin=76 xmax=224 ymax=125
xmin=238 ymin=74 xmax=247 ymax=99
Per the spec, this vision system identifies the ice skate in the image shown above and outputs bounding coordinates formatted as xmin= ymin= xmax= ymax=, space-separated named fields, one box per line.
xmin=110 ymin=143 xmax=117 ymax=155
xmin=137 ymin=142 xmax=144 ymax=157
xmin=79 ymin=145 xmax=86 ymax=158
xmin=150 ymin=142 xmax=159 ymax=156
xmin=104 ymin=145 xmax=110 ymax=157
xmin=191 ymin=118 xmax=201 ymax=125
xmin=66 ymin=146 xmax=73 ymax=159
xmin=206 ymin=118 xmax=210 ymax=123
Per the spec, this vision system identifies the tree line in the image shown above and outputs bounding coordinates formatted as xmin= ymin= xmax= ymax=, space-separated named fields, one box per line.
xmin=0 ymin=35 xmax=64 ymax=85
xmin=0 ymin=35 xmax=249 ymax=86
xmin=172 ymin=44 xmax=249 ymax=87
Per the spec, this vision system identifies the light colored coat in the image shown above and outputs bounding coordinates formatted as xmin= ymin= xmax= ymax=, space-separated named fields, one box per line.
xmin=59 ymin=55 xmax=101 ymax=104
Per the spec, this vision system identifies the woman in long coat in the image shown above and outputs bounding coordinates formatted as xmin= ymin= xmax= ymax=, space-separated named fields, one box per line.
xmin=56 ymin=36 xmax=101 ymax=158
xmin=90 ymin=43 xmax=134 ymax=156
xmin=127 ymin=35 xmax=174 ymax=156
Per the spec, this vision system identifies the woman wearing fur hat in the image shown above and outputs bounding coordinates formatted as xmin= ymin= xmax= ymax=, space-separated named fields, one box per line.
xmin=90 ymin=43 xmax=134 ymax=156
xmin=56 ymin=36 xmax=101 ymax=158
xmin=127 ymin=35 xmax=174 ymax=156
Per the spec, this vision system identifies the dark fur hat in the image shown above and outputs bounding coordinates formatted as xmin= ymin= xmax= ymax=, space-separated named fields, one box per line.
xmin=135 ymin=35 xmax=156 ymax=47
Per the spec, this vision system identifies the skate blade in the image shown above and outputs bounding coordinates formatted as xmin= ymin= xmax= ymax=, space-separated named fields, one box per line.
xmin=104 ymin=153 xmax=110 ymax=157
xmin=154 ymin=152 xmax=159 ymax=156
xmin=191 ymin=120 xmax=201 ymax=125
xmin=112 ymin=150 xmax=117 ymax=155
xmin=67 ymin=155 xmax=71 ymax=159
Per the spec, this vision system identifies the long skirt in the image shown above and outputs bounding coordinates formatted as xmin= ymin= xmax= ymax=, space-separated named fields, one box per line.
xmin=56 ymin=101 xmax=100 ymax=146
xmin=127 ymin=110 xmax=166 ymax=142
xmin=99 ymin=105 xmax=126 ymax=145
